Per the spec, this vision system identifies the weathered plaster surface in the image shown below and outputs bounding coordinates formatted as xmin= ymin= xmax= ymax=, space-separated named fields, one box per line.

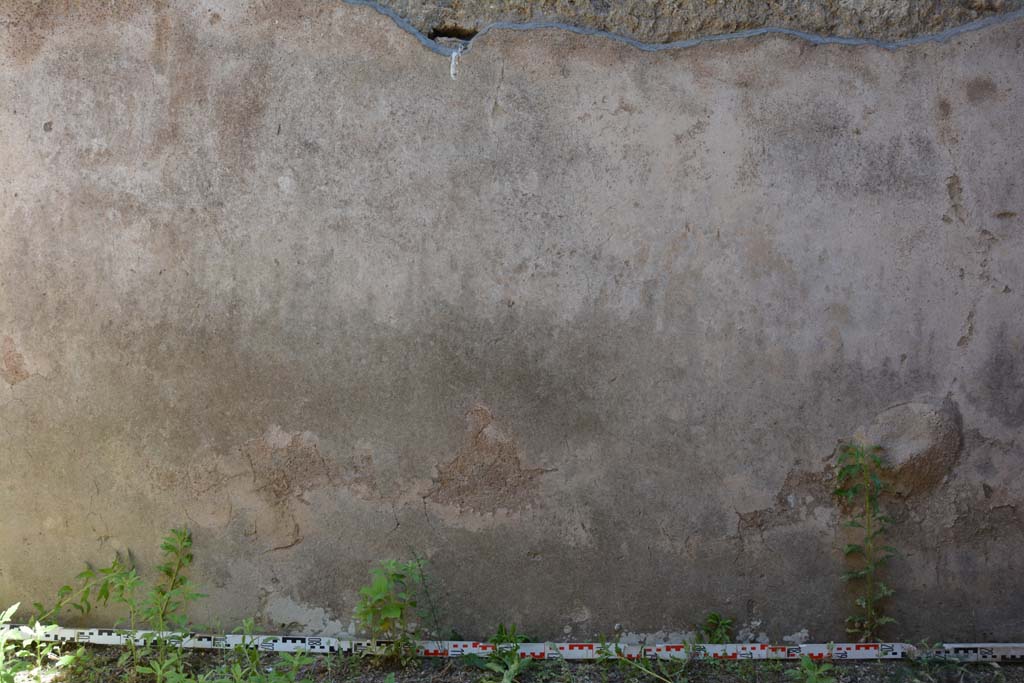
xmin=368 ymin=0 xmax=1024 ymax=46
xmin=0 ymin=0 xmax=1022 ymax=642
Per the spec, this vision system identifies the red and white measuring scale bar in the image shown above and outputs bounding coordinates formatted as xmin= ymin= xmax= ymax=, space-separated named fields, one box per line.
xmin=10 ymin=626 xmax=1024 ymax=663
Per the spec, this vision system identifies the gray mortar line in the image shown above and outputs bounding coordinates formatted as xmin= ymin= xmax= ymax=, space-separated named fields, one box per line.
xmin=342 ymin=0 xmax=1024 ymax=57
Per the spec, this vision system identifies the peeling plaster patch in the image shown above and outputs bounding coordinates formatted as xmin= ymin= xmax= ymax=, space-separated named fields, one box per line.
xmin=242 ymin=427 xmax=337 ymax=505
xmin=617 ymin=630 xmax=697 ymax=646
xmin=560 ymin=605 xmax=594 ymax=637
xmin=337 ymin=443 xmax=388 ymax=502
xmin=568 ymin=604 xmax=592 ymax=624
xmin=185 ymin=428 xmax=340 ymax=552
xmin=811 ymin=506 xmax=833 ymax=526
xmin=737 ymin=620 xmax=770 ymax=644
xmin=263 ymin=593 xmax=351 ymax=636
xmin=855 ymin=398 xmax=964 ymax=496
xmin=783 ymin=628 xmax=810 ymax=645
xmin=958 ymin=309 xmax=976 ymax=348
xmin=945 ymin=174 xmax=967 ymax=224
xmin=735 ymin=470 xmax=833 ymax=540
xmin=332 ymin=440 xmax=440 ymax=504
xmin=263 ymin=424 xmax=294 ymax=450
xmin=427 ymin=404 xmax=549 ymax=514
xmin=1 ymin=336 xmax=30 ymax=385
xmin=422 ymin=500 xmax=525 ymax=532
xmin=277 ymin=174 xmax=296 ymax=194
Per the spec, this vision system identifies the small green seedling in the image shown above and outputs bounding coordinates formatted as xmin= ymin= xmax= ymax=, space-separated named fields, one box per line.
xmin=464 ymin=624 xmax=535 ymax=683
xmin=700 ymin=612 xmax=734 ymax=644
xmin=785 ymin=655 xmax=836 ymax=683
xmin=1 ymin=604 xmax=31 ymax=683
xmin=0 ymin=603 xmax=82 ymax=683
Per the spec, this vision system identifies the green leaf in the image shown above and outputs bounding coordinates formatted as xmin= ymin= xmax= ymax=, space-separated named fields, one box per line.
xmin=0 ymin=604 xmax=19 ymax=625
xmin=463 ymin=653 xmax=489 ymax=670
xmin=55 ymin=652 xmax=79 ymax=667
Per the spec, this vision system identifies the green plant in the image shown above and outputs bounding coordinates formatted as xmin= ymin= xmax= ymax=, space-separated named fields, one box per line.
xmin=833 ymin=442 xmax=896 ymax=642
xmin=464 ymin=624 xmax=535 ymax=683
xmin=470 ymin=648 xmax=533 ymax=683
xmin=719 ymin=659 xmax=754 ymax=680
xmin=204 ymin=620 xmax=314 ymax=683
xmin=211 ymin=618 xmax=264 ymax=683
xmin=0 ymin=604 xmax=82 ymax=683
xmin=784 ymin=655 xmax=835 ymax=683
xmin=111 ymin=565 xmax=146 ymax=677
xmin=901 ymin=641 xmax=984 ymax=683
xmin=409 ymin=552 xmax=446 ymax=642
xmin=341 ymin=648 xmax=363 ymax=682
xmin=552 ymin=647 xmax=576 ymax=683
xmin=32 ymin=553 xmax=133 ymax=625
xmin=273 ymin=651 xmax=315 ymax=683
xmin=125 ymin=528 xmax=205 ymax=683
xmin=612 ymin=651 xmax=675 ymax=683
xmin=1 ymin=604 xmax=30 ymax=683
xmin=699 ymin=612 xmax=733 ymax=644
xmin=491 ymin=623 xmax=529 ymax=647
xmin=595 ymin=634 xmax=622 ymax=678
xmin=28 ymin=555 xmax=133 ymax=681
xmin=32 ymin=529 xmax=204 ymax=683
xmin=353 ymin=560 xmax=424 ymax=665
xmin=143 ymin=528 xmax=205 ymax=632
xmin=138 ymin=651 xmax=184 ymax=683
xmin=58 ymin=645 xmax=111 ymax=683
xmin=595 ymin=636 xmax=686 ymax=683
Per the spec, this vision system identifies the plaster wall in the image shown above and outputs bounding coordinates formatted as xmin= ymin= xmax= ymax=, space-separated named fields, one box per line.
xmin=1 ymin=0 xmax=1022 ymax=642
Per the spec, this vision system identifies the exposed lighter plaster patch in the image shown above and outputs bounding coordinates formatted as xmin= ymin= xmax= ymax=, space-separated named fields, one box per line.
xmin=737 ymin=620 xmax=770 ymax=644
xmin=784 ymin=628 xmax=811 ymax=645
xmin=262 ymin=593 xmax=352 ymax=636
xmin=617 ymin=630 xmax=698 ymax=646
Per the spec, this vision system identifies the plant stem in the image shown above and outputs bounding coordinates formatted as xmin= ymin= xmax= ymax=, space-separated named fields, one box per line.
xmin=614 ymin=650 xmax=674 ymax=683
xmin=157 ymin=551 xmax=185 ymax=628
xmin=863 ymin=464 xmax=874 ymax=640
